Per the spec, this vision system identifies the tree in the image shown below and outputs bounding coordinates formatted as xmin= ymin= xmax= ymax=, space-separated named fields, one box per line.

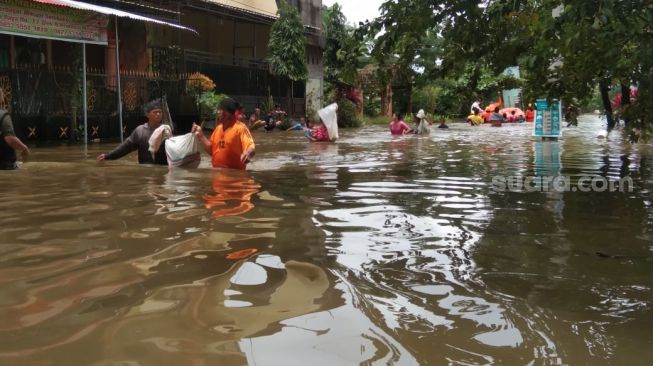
xmin=267 ymin=0 xmax=308 ymax=115
xmin=323 ymin=4 xmax=347 ymax=84
xmin=363 ymin=0 xmax=653 ymax=137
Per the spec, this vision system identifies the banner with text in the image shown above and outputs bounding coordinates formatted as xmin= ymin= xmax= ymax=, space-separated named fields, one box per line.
xmin=0 ymin=0 xmax=108 ymax=44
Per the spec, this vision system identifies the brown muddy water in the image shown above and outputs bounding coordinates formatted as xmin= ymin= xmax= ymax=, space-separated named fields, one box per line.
xmin=1 ymin=115 xmax=653 ymax=365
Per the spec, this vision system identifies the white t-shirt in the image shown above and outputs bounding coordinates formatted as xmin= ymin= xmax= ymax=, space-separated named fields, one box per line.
xmin=471 ymin=101 xmax=481 ymax=114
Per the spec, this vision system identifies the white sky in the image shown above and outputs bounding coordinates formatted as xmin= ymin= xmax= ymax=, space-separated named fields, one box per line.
xmin=322 ymin=0 xmax=384 ymax=26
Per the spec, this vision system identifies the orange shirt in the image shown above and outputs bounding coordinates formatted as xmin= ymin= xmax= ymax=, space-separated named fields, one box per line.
xmin=210 ymin=120 xmax=255 ymax=170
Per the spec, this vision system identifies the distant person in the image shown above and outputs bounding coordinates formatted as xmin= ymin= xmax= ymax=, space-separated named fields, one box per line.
xmin=287 ymin=117 xmax=306 ymax=131
xmin=437 ymin=119 xmax=449 ymax=129
xmin=508 ymin=110 xmax=517 ymax=123
xmin=248 ymin=108 xmax=265 ymax=130
xmin=470 ymin=97 xmax=482 ymax=114
xmin=489 ymin=106 xmax=504 ymax=127
xmin=415 ymin=109 xmax=432 ymax=135
xmin=0 ymin=108 xmax=30 ymax=170
xmin=97 ymin=99 xmax=167 ymax=165
xmin=192 ymin=98 xmax=255 ymax=170
xmin=236 ymin=105 xmax=246 ymax=123
xmin=263 ymin=105 xmax=284 ymax=132
xmin=266 ymin=103 xmax=286 ymax=131
xmin=525 ymin=103 xmax=535 ymax=122
xmin=467 ymin=108 xmax=484 ymax=126
xmin=389 ymin=112 xmax=412 ymax=135
xmin=272 ymin=104 xmax=287 ymax=120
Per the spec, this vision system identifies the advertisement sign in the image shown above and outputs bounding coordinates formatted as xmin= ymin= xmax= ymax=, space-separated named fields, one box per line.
xmin=0 ymin=0 xmax=108 ymax=44
xmin=533 ymin=99 xmax=562 ymax=138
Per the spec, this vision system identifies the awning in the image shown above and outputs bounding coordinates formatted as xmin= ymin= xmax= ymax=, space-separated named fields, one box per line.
xmin=202 ymin=0 xmax=278 ymax=19
xmin=33 ymin=0 xmax=197 ymax=33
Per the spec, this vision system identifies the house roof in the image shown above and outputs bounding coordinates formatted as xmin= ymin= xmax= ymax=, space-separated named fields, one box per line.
xmin=32 ymin=0 xmax=197 ymax=33
xmin=201 ymin=0 xmax=278 ymax=19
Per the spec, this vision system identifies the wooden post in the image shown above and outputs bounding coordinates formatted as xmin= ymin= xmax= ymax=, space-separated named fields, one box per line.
xmin=9 ymin=36 xmax=15 ymax=68
xmin=46 ymin=40 xmax=52 ymax=70
xmin=82 ymin=43 xmax=88 ymax=148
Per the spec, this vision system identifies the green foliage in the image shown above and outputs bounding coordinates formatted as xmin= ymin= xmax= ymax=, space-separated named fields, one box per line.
xmin=413 ymin=86 xmax=439 ymax=114
xmin=337 ymin=97 xmax=362 ymax=128
xmin=361 ymin=0 xmax=652 ymax=133
xmin=278 ymin=117 xmax=293 ymax=131
xmin=267 ymin=0 xmax=308 ymax=81
xmin=198 ymin=91 xmax=228 ymax=120
xmin=323 ymin=4 xmax=347 ymax=82
xmin=263 ymin=86 xmax=274 ymax=114
xmin=363 ymin=115 xmax=389 ymax=126
xmin=363 ymin=94 xmax=381 ymax=117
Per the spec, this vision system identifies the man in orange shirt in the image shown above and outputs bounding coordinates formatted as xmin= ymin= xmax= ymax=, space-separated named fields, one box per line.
xmin=192 ymin=98 xmax=255 ymax=170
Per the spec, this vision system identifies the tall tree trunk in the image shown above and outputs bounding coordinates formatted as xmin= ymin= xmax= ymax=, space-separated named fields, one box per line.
xmin=599 ymin=80 xmax=615 ymax=130
xmin=620 ymin=82 xmax=631 ymax=127
xmin=381 ymin=82 xmax=393 ymax=117
xmin=356 ymin=87 xmax=364 ymax=118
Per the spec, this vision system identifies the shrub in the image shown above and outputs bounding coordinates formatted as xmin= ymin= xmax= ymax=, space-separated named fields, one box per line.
xmin=199 ymin=91 xmax=228 ymax=120
xmin=336 ymin=97 xmax=361 ymax=128
xmin=186 ymin=72 xmax=216 ymax=95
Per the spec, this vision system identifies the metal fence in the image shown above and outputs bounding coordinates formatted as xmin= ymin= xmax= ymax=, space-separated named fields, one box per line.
xmin=0 ymin=63 xmax=306 ymax=142
xmin=0 ymin=64 xmax=201 ymax=141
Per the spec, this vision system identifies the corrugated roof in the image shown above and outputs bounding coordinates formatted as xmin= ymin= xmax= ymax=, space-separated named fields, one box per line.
xmin=32 ymin=0 xmax=197 ymax=33
xmin=202 ymin=0 xmax=278 ymax=18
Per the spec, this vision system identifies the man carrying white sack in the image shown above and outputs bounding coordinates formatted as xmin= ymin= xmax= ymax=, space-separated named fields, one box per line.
xmin=97 ymin=99 xmax=168 ymax=165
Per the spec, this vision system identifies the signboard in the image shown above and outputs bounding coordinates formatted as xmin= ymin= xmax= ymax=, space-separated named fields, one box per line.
xmin=0 ymin=0 xmax=108 ymax=44
xmin=533 ymin=99 xmax=562 ymax=138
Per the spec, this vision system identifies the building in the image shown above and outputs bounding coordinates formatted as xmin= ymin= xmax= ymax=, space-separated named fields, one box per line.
xmin=0 ymin=0 xmax=323 ymax=142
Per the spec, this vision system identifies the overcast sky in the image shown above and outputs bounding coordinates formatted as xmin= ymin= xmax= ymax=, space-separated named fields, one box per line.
xmin=322 ymin=0 xmax=385 ymax=25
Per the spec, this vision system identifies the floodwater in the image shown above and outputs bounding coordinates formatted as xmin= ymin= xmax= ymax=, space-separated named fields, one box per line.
xmin=1 ymin=115 xmax=653 ymax=365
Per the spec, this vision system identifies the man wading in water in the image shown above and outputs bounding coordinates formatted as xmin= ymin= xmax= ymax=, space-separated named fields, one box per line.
xmin=97 ymin=99 xmax=168 ymax=165
xmin=192 ymin=98 xmax=255 ymax=170
xmin=0 ymin=108 xmax=30 ymax=170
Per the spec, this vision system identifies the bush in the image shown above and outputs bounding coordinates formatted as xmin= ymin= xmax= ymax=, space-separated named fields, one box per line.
xmin=336 ymin=97 xmax=362 ymax=128
xmin=363 ymin=115 xmax=389 ymax=126
xmin=278 ymin=117 xmax=293 ymax=131
xmin=199 ymin=91 xmax=228 ymax=120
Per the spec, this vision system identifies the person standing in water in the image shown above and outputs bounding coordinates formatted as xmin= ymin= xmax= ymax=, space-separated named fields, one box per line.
xmin=192 ymin=98 xmax=255 ymax=170
xmin=97 ymin=99 xmax=167 ymax=165
xmin=470 ymin=97 xmax=482 ymax=115
xmin=415 ymin=109 xmax=432 ymax=135
xmin=0 ymin=108 xmax=30 ymax=170
xmin=489 ymin=106 xmax=504 ymax=127
xmin=389 ymin=112 xmax=412 ymax=135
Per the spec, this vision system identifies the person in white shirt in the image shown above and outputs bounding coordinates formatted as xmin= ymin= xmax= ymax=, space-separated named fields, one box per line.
xmin=470 ymin=97 xmax=482 ymax=114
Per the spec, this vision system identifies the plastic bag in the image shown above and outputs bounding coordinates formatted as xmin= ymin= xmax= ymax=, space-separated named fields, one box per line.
xmin=165 ymin=133 xmax=201 ymax=168
xmin=148 ymin=124 xmax=173 ymax=159
xmin=318 ymin=103 xmax=339 ymax=141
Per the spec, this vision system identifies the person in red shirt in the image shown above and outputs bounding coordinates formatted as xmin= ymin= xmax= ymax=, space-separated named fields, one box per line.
xmin=192 ymin=98 xmax=255 ymax=170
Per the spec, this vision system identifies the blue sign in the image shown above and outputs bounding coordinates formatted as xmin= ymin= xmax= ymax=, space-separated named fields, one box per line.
xmin=533 ymin=99 xmax=562 ymax=138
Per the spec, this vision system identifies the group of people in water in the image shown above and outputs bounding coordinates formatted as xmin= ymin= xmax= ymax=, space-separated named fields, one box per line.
xmin=95 ymin=97 xmax=339 ymax=171
xmin=389 ymin=109 xmax=450 ymax=136
xmin=0 ymin=95 xmax=539 ymax=172
xmin=466 ymin=97 xmax=536 ymax=127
